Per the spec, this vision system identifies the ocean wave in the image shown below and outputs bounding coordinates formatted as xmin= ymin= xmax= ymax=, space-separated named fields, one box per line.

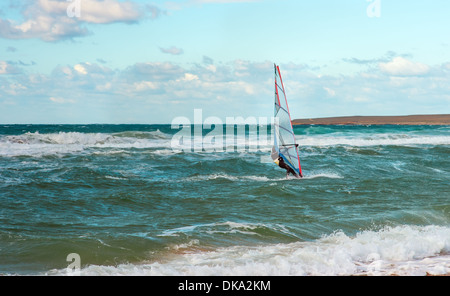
xmin=0 ymin=130 xmax=270 ymax=157
xmin=112 ymin=130 xmax=172 ymax=140
xmin=299 ymin=134 xmax=450 ymax=147
xmin=0 ymin=131 xmax=172 ymax=157
xmin=158 ymin=221 xmax=297 ymax=239
xmin=45 ymin=225 xmax=450 ymax=276
xmin=8 ymin=130 xmax=171 ymax=145
xmin=181 ymin=174 xmax=272 ymax=182
xmin=303 ymin=171 xmax=343 ymax=179
xmin=1 ymin=128 xmax=448 ymax=157
xmin=179 ymin=171 xmax=342 ymax=182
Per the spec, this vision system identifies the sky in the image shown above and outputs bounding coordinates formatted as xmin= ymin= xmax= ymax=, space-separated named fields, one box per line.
xmin=0 ymin=0 xmax=449 ymax=124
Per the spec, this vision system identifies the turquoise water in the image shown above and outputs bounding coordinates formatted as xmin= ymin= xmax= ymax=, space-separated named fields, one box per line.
xmin=0 ymin=124 xmax=449 ymax=275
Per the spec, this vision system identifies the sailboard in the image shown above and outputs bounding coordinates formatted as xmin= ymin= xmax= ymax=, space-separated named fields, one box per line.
xmin=271 ymin=64 xmax=303 ymax=178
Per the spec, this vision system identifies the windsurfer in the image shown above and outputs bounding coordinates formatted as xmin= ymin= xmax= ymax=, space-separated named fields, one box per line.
xmin=272 ymin=146 xmax=302 ymax=179
xmin=272 ymin=64 xmax=303 ymax=179
xmin=275 ymin=156 xmax=302 ymax=178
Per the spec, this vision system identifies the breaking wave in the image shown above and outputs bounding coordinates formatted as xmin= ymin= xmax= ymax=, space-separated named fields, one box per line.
xmin=1 ymin=126 xmax=449 ymax=157
xmin=46 ymin=225 xmax=450 ymax=276
xmin=0 ymin=131 xmax=172 ymax=157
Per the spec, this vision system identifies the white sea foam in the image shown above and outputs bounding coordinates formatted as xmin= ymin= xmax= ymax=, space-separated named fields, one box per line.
xmin=182 ymin=172 xmax=342 ymax=183
xmin=46 ymin=225 xmax=450 ymax=276
xmin=0 ymin=131 xmax=172 ymax=157
xmin=183 ymin=174 xmax=260 ymax=182
xmin=1 ymin=129 xmax=448 ymax=157
xmin=299 ymin=134 xmax=450 ymax=147
xmin=158 ymin=221 xmax=296 ymax=238
xmin=303 ymin=171 xmax=343 ymax=179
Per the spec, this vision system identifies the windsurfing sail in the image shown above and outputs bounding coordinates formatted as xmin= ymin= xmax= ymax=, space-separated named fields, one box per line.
xmin=272 ymin=64 xmax=303 ymax=177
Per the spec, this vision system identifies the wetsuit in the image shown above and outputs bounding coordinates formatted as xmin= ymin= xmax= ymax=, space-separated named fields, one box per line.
xmin=271 ymin=146 xmax=302 ymax=178
xmin=277 ymin=156 xmax=302 ymax=178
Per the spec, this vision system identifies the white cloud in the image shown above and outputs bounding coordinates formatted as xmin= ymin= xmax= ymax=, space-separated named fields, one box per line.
xmin=96 ymin=82 xmax=112 ymax=91
xmin=133 ymin=81 xmax=159 ymax=92
xmin=0 ymin=0 xmax=159 ymax=41
xmin=73 ymin=62 xmax=114 ymax=76
xmin=159 ymin=46 xmax=184 ymax=55
xmin=182 ymin=73 xmax=199 ymax=81
xmin=0 ymin=6 xmax=87 ymax=41
xmin=0 ymin=61 xmax=11 ymax=74
xmin=379 ymin=57 xmax=430 ymax=76
xmin=61 ymin=66 xmax=73 ymax=76
xmin=323 ymin=87 xmax=335 ymax=97
xmin=0 ymin=61 xmax=20 ymax=74
xmin=75 ymin=0 xmax=144 ymax=24
xmin=2 ymin=58 xmax=450 ymax=123
xmin=124 ymin=62 xmax=185 ymax=82
xmin=49 ymin=96 xmax=75 ymax=104
xmin=205 ymin=64 xmax=217 ymax=72
xmin=74 ymin=64 xmax=88 ymax=75
xmin=352 ymin=97 xmax=370 ymax=102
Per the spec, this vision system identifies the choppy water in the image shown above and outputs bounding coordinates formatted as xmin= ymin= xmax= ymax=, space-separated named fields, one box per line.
xmin=0 ymin=124 xmax=449 ymax=275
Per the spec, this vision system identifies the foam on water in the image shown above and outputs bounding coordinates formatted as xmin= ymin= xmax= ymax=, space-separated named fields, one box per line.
xmin=157 ymin=221 xmax=297 ymax=239
xmin=180 ymin=171 xmax=342 ymax=183
xmin=303 ymin=171 xmax=343 ymax=179
xmin=0 ymin=131 xmax=173 ymax=157
xmin=1 ymin=127 xmax=449 ymax=157
xmin=46 ymin=225 xmax=450 ymax=276
xmin=299 ymin=133 xmax=450 ymax=147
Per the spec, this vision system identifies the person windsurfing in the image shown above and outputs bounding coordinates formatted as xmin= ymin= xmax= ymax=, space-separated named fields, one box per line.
xmin=271 ymin=146 xmax=303 ymax=179
xmin=272 ymin=64 xmax=303 ymax=179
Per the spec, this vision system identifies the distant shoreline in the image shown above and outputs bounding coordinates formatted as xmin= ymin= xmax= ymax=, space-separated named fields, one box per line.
xmin=292 ymin=114 xmax=450 ymax=126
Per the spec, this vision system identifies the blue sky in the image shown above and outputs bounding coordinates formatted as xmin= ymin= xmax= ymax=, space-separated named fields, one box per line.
xmin=0 ymin=0 xmax=449 ymax=123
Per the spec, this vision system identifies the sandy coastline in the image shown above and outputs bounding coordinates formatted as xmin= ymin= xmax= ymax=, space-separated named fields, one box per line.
xmin=292 ymin=114 xmax=450 ymax=126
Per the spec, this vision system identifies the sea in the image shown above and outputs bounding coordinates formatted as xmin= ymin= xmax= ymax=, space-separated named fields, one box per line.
xmin=0 ymin=124 xmax=449 ymax=276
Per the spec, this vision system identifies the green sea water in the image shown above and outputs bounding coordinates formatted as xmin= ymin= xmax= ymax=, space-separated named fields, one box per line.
xmin=0 ymin=124 xmax=449 ymax=275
